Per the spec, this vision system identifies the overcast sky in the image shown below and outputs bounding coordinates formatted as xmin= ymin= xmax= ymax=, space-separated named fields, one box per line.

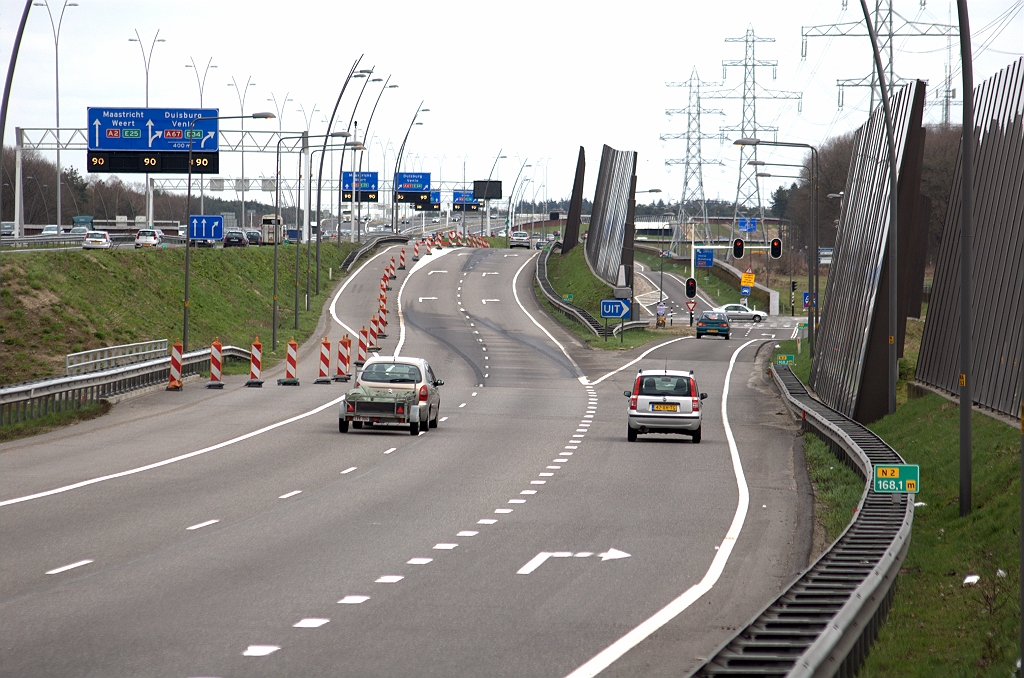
xmin=2 ymin=0 xmax=1021 ymax=208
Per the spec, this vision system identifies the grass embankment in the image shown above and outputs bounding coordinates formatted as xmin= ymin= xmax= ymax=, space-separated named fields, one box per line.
xmin=0 ymin=242 xmax=358 ymax=385
xmin=541 ymin=245 xmax=682 ymax=350
xmin=772 ymin=318 xmax=1021 ymax=676
xmin=633 ymin=250 xmax=746 ymax=307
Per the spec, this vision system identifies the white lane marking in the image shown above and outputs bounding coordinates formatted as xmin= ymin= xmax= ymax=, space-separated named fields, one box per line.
xmin=562 ymin=452 xmax=573 ymax=456
xmin=554 ymin=458 xmax=568 ymax=463
xmin=520 ymin=490 xmax=537 ymax=495
xmin=1 ymin=395 xmax=347 ymax=508
xmin=575 ymin=429 xmax=587 ymax=433
xmin=495 ymin=508 xmax=513 ymax=514
xmin=553 ymin=551 xmax=574 ymax=557
xmin=472 ymin=392 xmax=478 ymax=396
xmin=517 ymin=552 xmax=553 ymax=574
xmin=485 ymin=373 xmax=489 ymax=378
xmin=341 ymin=467 xmax=357 ymax=474
xmin=434 ymin=543 xmax=458 ymax=550
xmin=583 ymin=337 xmax=689 ymax=386
xmin=481 ymin=298 xmax=500 ymax=304
xmin=539 ymin=472 xmax=554 ymax=477
xmin=482 ymin=272 xmax=499 ymax=276
xmin=576 ymin=551 xmax=594 ymax=557
xmin=504 ymin=254 xmax=519 ymax=257
xmin=187 ymin=519 xmax=219 ymax=531
xmin=458 ymin=287 xmax=462 ymax=291
xmin=457 ymin=530 xmax=479 ymax=536
xmin=395 ymin=249 xmax=456 ymax=357
xmin=440 ymin=416 xmax=448 ymax=422
xmin=279 ymin=491 xmax=302 ymax=499
xmin=329 ymin=245 xmax=398 ymax=336
xmin=510 ymin=253 xmax=583 ymax=374
xmin=478 ymin=519 xmax=498 ymax=524
xmin=418 ymin=297 xmax=438 ymax=302
xmin=584 ymin=414 xmax=594 ymax=419
xmin=508 ymin=499 xmax=526 ymax=504
xmin=459 ymin=403 xmax=467 ymax=408
xmin=293 ymin=618 xmax=330 ymax=628
xmin=46 ymin=559 xmax=92 ymax=575
xmin=564 ymin=340 xmax=757 ymax=678
xmin=243 ymin=645 xmax=280 ymax=657
xmin=546 ymin=466 xmax=562 ymax=470
xmin=531 ymin=480 xmax=546 ymax=485
xmin=408 ymin=558 xmax=433 ymax=565
xmin=384 ymin=447 xmax=397 ymax=455
xmin=338 ymin=595 xmax=370 ymax=604
xmin=599 ymin=548 xmax=631 ymax=561
xmin=375 ymin=575 xmax=404 ymax=583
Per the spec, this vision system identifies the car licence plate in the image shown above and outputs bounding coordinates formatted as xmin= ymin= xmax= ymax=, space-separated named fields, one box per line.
xmin=708 ymin=329 xmax=718 ymax=333
xmin=652 ymin=403 xmax=678 ymax=412
xmin=354 ymin=416 xmax=373 ymax=422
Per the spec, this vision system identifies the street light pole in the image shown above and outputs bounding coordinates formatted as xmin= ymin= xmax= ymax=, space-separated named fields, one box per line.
xmin=130 ymin=29 xmax=164 ymax=228
xmin=185 ymin=56 xmax=216 ymax=214
xmin=35 ymin=0 xmax=77 ymax=229
xmin=392 ymin=102 xmax=429 ymax=234
xmin=186 ymin=112 xmax=275 ymax=353
xmin=505 ymin=160 xmax=531 ymax=247
xmin=228 ymin=76 xmax=256 ymax=232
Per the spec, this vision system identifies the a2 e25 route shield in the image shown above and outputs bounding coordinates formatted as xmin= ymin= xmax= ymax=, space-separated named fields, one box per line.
xmin=88 ymin=107 xmax=219 ymax=152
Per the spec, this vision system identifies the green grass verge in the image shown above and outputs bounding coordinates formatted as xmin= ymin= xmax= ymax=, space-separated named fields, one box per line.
xmin=0 ymin=242 xmax=358 ymax=384
xmin=0 ymin=402 xmax=110 ymax=443
xmin=803 ymin=434 xmax=865 ymax=543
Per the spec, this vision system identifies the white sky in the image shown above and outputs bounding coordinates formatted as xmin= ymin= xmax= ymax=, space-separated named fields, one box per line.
xmin=2 ymin=0 xmax=1021 ymax=207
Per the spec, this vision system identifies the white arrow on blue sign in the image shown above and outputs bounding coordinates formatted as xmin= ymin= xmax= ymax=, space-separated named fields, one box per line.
xmin=189 ymin=215 xmax=224 ymax=241
xmin=601 ymin=298 xmax=631 ymax=319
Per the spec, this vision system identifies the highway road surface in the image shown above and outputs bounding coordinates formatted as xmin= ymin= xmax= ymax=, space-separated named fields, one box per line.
xmin=0 ymin=242 xmax=811 ymax=677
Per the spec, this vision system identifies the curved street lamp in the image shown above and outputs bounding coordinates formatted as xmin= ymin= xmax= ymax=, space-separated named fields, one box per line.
xmin=35 ymin=0 xmax=77 ymax=229
xmin=391 ymin=102 xmax=429 ymax=233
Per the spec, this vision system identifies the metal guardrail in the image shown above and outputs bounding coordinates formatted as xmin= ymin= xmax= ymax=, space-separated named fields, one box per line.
xmin=342 ymin=234 xmax=410 ymax=272
xmin=691 ymin=365 xmax=913 ymax=678
xmin=67 ymin=340 xmax=169 ymax=375
xmin=1 ymin=345 xmax=250 ymax=426
xmin=535 ymin=245 xmax=649 ymax=337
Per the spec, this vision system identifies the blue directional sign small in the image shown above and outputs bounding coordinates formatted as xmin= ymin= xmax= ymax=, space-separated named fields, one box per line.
xmin=453 ymin=190 xmax=479 ymax=205
xmin=189 ymin=215 xmax=223 ymax=241
xmin=430 ymin=190 xmax=441 ymax=205
xmin=395 ymin=172 xmax=430 ymax=191
xmin=803 ymin=292 xmax=818 ymax=309
xmin=695 ymin=248 xmax=714 ymax=268
xmin=740 ymin=285 xmax=752 ymax=296
xmin=601 ymin=298 xmax=631 ymax=319
xmin=88 ymin=107 xmax=219 ymax=152
xmin=738 ymin=217 xmax=758 ymax=233
xmin=342 ymin=172 xmax=378 ymax=191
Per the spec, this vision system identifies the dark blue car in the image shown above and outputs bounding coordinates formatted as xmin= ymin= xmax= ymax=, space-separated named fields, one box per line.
xmin=696 ymin=311 xmax=730 ymax=339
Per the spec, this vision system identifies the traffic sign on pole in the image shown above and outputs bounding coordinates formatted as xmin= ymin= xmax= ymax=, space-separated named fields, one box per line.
xmin=189 ymin=215 xmax=224 ymax=241
xmin=685 ymin=300 xmax=697 ymax=312
xmin=695 ymin=248 xmax=714 ymax=267
xmin=600 ymin=298 xmax=631 ymax=319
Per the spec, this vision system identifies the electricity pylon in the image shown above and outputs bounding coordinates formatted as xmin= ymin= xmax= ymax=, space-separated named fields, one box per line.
xmin=662 ymin=67 xmax=723 ymax=250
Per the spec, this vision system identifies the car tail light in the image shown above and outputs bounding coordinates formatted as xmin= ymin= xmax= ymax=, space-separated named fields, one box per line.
xmin=629 ymin=374 xmax=641 ymax=410
xmin=419 ymin=385 xmax=428 ymax=402
xmin=397 ymin=404 xmax=404 ymax=415
xmin=697 ymin=322 xmax=705 ymax=327
xmin=691 ymin=378 xmax=700 ymax=412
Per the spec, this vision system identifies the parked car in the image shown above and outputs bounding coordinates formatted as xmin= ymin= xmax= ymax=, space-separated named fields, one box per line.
xmin=40 ymin=225 xmax=61 ymax=236
xmin=82 ymin=230 xmax=112 ymax=250
xmin=509 ymin=231 xmax=531 ymax=249
xmin=715 ymin=303 xmax=766 ymax=323
xmin=245 ymin=230 xmax=263 ymax=246
xmin=223 ymin=230 xmax=248 ymax=247
xmin=134 ymin=229 xmax=161 ymax=248
xmin=339 ymin=355 xmax=443 ymax=435
xmin=695 ymin=311 xmax=730 ymax=339
xmin=624 ymin=369 xmax=707 ymax=442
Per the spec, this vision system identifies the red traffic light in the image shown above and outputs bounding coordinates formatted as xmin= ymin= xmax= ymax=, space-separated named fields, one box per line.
xmin=685 ymin=277 xmax=697 ymax=299
xmin=732 ymin=238 xmax=744 ymax=259
xmin=770 ymin=238 xmax=783 ymax=259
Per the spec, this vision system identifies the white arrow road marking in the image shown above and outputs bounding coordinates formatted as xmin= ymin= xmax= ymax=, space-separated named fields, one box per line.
xmin=418 ymin=297 xmax=438 ymax=302
xmin=481 ymin=299 xmax=500 ymax=304
xmin=427 ymin=270 xmax=448 ymax=275
xmin=761 ymin=333 xmax=776 ymax=338
xmin=518 ymin=549 xmax=629 ymax=574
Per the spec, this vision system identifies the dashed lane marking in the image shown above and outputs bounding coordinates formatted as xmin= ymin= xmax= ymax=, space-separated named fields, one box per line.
xmin=375 ymin=575 xmax=404 ymax=583
xmin=278 ymin=491 xmax=302 ymax=499
xmin=293 ymin=618 xmax=330 ymax=628
xmin=46 ymin=560 xmax=92 ymax=575
xmin=187 ymin=519 xmax=219 ymax=531
xmin=338 ymin=596 xmax=370 ymax=604
xmin=384 ymin=448 xmax=396 ymax=455
xmin=408 ymin=558 xmax=432 ymax=565
xmin=243 ymin=645 xmax=279 ymax=657
xmin=341 ymin=467 xmax=357 ymax=474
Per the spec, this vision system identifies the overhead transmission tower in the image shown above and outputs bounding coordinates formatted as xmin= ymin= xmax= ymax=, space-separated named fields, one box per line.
xmin=802 ymin=0 xmax=958 ymax=120
xmin=662 ymin=67 xmax=723 ymax=250
xmin=703 ymin=26 xmax=802 ymax=254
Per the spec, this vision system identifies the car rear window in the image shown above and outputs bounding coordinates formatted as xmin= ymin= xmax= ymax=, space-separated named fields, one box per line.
xmin=702 ymin=312 xmax=725 ymax=321
xmin=512 ymin=232 xmax=528 ymax=237
xmin=639 ymin=375 xmax=692 ymax=397
xmin=138 ymin=230 xmax=155 ymax=237
xmin=360 ymin=363 xmax=422 ymax=383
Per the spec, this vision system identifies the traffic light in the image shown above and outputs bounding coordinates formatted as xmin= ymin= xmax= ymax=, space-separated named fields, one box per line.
xmin=685 ymin=277 xmax=697 ymax=299
xmin=770 ymin=237 xmax=783 ymax=259
xmin=732 ymin=238 xmax=744 ymax=259
xmin=791 ymin=280 xmax=798 ymax=292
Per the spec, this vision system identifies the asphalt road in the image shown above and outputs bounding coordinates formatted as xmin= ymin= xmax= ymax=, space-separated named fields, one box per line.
xmin=0 ymin=242 xmax=809 ymax=677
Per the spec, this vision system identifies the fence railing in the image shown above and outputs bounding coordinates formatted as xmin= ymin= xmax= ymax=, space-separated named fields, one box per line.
xmin=343 ymin=234 xmax=410 ymax=272
xmin=1 ymin=345 xmax=250 ymax=426
xmin=66 ymin=340 xmax=169 ymax=375
xmin=690 ymin=365 xmax=913 ymax=678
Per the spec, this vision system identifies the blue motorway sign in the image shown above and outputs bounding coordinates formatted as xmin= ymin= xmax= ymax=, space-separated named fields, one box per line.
xmin=189 ymin=215 xmax=223 ymax=241
xmin=430 ymin=190 xmax=441 ymax=205
xmin=453 ymin=190 xmax=479 ymax=205
xmin=88 ymin=107 xmax=219 ymax=152
xmin=342 ymin=172 xmax=378 ymax=191
xmin=803 ymin=291 xmax=818 ymax=309
xmin=738 ymin=217 xmax=758 ymax=233
xmin=695 ymin=248 xmax=714 ymax=268
xmin=395 ymin=172 xmax=430 ymax=191
xmin=600 ymin=298 xmax=631 ymax=319
xmin=740 ymin=285 xmax=752 ymax=296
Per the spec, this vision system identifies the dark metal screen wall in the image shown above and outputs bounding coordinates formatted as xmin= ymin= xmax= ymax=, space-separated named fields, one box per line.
xmin=916 ymin=58 xmax=1024 ymax=419
xmin=561 ymin=146 xmax=586 ymax=255
xmin=585 ymin=144 xmax=637 ymax=285
xmin=810 ymin=80 xmax=927 ymax=423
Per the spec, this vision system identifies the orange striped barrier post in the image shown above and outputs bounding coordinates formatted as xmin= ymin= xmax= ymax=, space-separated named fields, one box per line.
xmin=378 ymin=297 xmax=388 ymax=338
xmin=413 ymin=241 xmax=420 ymax=261
xmin=356 ymin=326 xmax=368 ymax=365
xmin=246 ymin=337 xmax=264 ymax=387
xmin=167 ymin=341 xmax=183 ymax=391
xmin=333 ymin=334 xmax=351 ymax=382
xmin=399 ymin=248 xmax=406 ymax=270
xmin=278 ymin=338 xmax=300 ymax=386
xmin=389 ymin=257 xmax=397 ymax=279
xmin=314 ymin=337 xmax=332 ymax=384
xmin=368 ymin=313 xmax=379 ymax=349
xmin=206 ymin=337 xmax=225 ymax=389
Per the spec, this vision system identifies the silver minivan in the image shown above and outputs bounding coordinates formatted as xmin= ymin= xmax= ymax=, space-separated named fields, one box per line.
xmin=624 ymin=369 xmax=708 ymax=442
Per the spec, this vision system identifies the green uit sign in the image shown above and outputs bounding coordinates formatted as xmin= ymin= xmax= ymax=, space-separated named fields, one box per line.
xmin=873 ymin=464 xmax=920 ymax=493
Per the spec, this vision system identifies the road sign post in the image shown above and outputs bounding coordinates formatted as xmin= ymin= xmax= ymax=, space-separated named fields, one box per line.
xmin=686 ymin=299 xmax=697 ymax=326
xmin=601 ymin=298 xmax=631 ymax=344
